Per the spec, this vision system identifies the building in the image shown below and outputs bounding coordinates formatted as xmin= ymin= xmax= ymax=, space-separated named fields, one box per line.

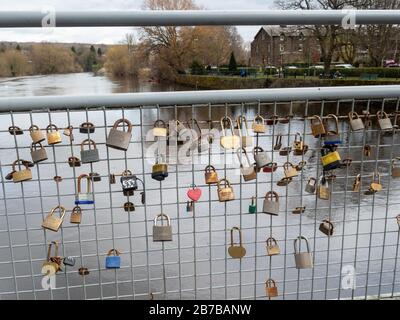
xmin=250 ymin=26 xmax=320 ymax=67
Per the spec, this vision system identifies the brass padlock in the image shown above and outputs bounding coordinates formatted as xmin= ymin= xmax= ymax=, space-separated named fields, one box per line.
xmin=274 ymin=134 xmax=282 ymax=151
xmin=153 ymin=120 xmax=167 ymax=137
xmin=153 ymin=213 xmax=173 ymax=242
xmin=319 ymin=219 xmax=334 ymax=236
xmin=317 ymin=176 xmax=330 ymax=200
xmin=79 ymin=122 xmax=95 ymax=134
xmin=228 ymin=227 xmax=246 ymax=259
xmin=8 ymin=126 xmax=23 ymax=135
xmin=310 ymin=115 xmax=326 ymax=138
xmin=377 ymin=110 xmax=393 ymax=131
xmin=348 ymin=111 xmax=364 ymax=131
xmin=293 ymin=132 xmax=304 ymax=151
xmin=237 ymin=148 xmax=257 ymax=181
xmin=12 ymin=159 xmax=33 ymax=183
xmin=75 ymin=174 xmax=94 ymax=205
xmin=80 ymin=139 xmax=100 ymax=164
xmin=42 ymin=241 xmax=62 ymax=276
xmin=42 ymin=205 xmax=66 ymax=232
xmin=305 ymin=177 xmax=317 ymax=194
xmin=217 ymin=179 xmax=235 ymax=202
xmin=236 ymin=115 xmax=253 ymax=147
xmin=323 ymin=114 xmax=342 ymax=145
xmin=364 ymin=145 xmax=372 ymax=157
xmin=63 ymin=126 xmax=73 ymax=137
xmin=220 ymin=116 xmax=240 ymax=150
xmin=265 ymin=279 xmax=278 ymax=298
xmin=124 ymin=202 xmax=135 ymax=213
xmin=294 ymin=236 xmax=313 ymax=269
xmin=29 ymin=125 xmax=45 ymax=143
xmin=296 ymin=161 xmax=307 ymax=171
xmin=262 ymin=191 xmax=279 ymax=216
xmin=106 ymin=118 xmax=133 ymax=151
xmin=252 ymin=115 xmax=266 ymax=133
xmin=277 ymin=177 xmax=292 ymax=186
xmin=266 ymin=237 xmax=280 ymax=256
xmin=204 ymin=165 xmax=218 ymax=184
xmin=283 ymin=162 xmax=298 ymax=178
xmin=46 ymin=124 xmax=62 ymax=145
xmin=68 ymin=156 xmax=81 ymax=167
xmin=152 ymin=155 xmax=168 ymax=181
xmin=392 ymin=158 xmax=400 ymax=178
xmin=352 ymin=174 xmax=361 ymax=192
xmin=369 ymin=172 xmax=382 ymax=193
xmin=292 ymin=206 xmax=306 ymax=214
xmin=279 ymin=146 xmax=292 ymax=156
xmin=30 ymin=142 xmax=48 ymax=163
xmin=70 ymin=206 xmax=82 ymax=224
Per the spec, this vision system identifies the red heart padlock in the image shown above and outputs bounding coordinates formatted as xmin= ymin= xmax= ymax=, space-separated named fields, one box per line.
xmin=187 ymin=185 xmax=202 ymax=202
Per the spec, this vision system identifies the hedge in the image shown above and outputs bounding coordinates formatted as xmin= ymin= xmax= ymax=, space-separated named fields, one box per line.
xmin=285 ymin=67 xmax=400 ymax=78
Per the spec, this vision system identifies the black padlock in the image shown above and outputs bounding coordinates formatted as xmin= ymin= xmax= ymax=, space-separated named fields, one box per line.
xmin=120 ymin=170 xmax=138 ymax=194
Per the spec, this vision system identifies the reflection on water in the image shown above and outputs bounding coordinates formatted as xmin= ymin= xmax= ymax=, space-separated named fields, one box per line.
xmin=0 ymin=73 xmax=399 ymax=300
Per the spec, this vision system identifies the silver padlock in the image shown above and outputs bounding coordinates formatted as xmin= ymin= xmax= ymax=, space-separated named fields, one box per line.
xmin=348 ymin=111 xmax=364 ymax=131
xmin=63 ymin=256 xmax=76 ymax=267
xmin=237 ymin=147 xmax=256 ymax=182
xmin=30 ymin=142 xmax=48 ymax=163
xmin=294 ymin=236 xmax=313 ymax=269
xmin=236 ymin=115 xmax=253 ymax=148
xmin=377 ymin=111 xmax=393 ymax=131
xmin=253 ymin=146 xmax=271 ymax=170
xmin=305 ymin=177 xmax=317 ymax=194
xmin=153 ymin=213 xmax=173 ymax=242
xmin=75 ymin=174 xmax=94 ymax=205
xmin=262 ymin=191 xmax=279 ymax=216
xmin=106 ymin=118 xmax=133 ymax=151
xmin=80 ymin=139 xmax=100 ymax=164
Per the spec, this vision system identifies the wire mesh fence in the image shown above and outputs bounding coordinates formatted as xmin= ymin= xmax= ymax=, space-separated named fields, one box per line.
xmin=1 ymin=97 xmax=400 ymax=300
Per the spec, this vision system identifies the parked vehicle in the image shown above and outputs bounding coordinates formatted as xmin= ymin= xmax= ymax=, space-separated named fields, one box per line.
xmin=334 ymin=64 xmax=354 ymax=69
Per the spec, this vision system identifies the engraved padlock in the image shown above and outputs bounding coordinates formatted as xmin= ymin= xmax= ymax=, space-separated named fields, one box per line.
xmin=217 ymin=178 xmax=235 ymax=202
xmin=68 ymin=156 xmax=81 ymax=167
xmin=236 ymin=115 xmax=253 ymax=147
xmin=204 ymin=165 xmax=218 ymax=184
xmin=30 ymin=142 xmax=48 ymax=163
xmin=228 ymin=227 xmax=246 ymax=259
xmin=294 ymin=236 xmax=313 ymax=269
xmin=220 ymin=116 xmax=240 ymax=150
xmin=319 ymin=219 xmax=334 ymax=236
xmin=323 ymin=114 xmax=342 ymax=145
xmin=70 ymin=206 xmax=83 ymax=224
xmin=75 ymin=174 xmax=94 ymax=205
xmin=283 ymin=162 xmax=298 ymax=178
xmin=266 ymin=237 xmax=280 ymax=256
xmin=29 ymin=125 xmax=45 ymax=143
xmin=263 ymin=191 xmax=279 ymax=216
xmin=12 ymin=159 xmax=33 ymax=183
xmin=46 ymin=124 xmax=62 ymax=145
xmin=253 ymin=146 xmax=271 ymax=170
xmin=237 ymin=147 xmax=257 ymax=181
xmin=305 ymin=177 xmax=317 ymax=194
xmin=377 ymin=111 xmax=393 ymax=131
xmin=348 ymin=111 xmax=364 ymax=131
xmin=79 ymin=122 xmax=95 ymax=134
xmin=152 ymin=155 xmax=168 ymax=181
xmin=42 ymin=205 xmax=66 ymax=232
xmin=80 ymin=139 xmax=100 ymax=164
xmin=106 ymin=118 xmax=132 ymax=151
xmin=310 ymin=115 xmax=326 ymax=138
xmin=120 ymin=170 xmax=138 ymax=194
xmin=392 ymin=158 xmax=400 ymax=178
xmin=252 ymin=115 xmax=266 ymax=133
xmin=153 ymin=213 xmax=173 ymax=242
xmin=153 ymin=120 xmax=168 ymax=137
xmin=265 ymin=279 xmax=278 ymax=298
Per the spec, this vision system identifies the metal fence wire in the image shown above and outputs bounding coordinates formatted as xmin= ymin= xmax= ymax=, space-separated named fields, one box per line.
xmin=1 ymin=96 xmax=400 ymax=300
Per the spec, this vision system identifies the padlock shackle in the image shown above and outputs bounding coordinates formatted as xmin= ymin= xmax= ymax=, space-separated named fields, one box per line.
xmin=187 ymin=118 xmax=202 ymax=136
xmin=154 ymin=119 xmax=166 ymax=129
xmin=77 ymin=174 xmax=91 ymax=193
xmin=46 ymin=124 xmax=59 ymax=133
xmin=112 ymin=118 xmax=132 ymax=132
xmin=220 ymin=116 xmax=235 ymax=137
xmin=121 ymin=170 xmax=133 ymax=177
xmin=294 ymin=236 xmax=311 ymax=254
xmin=29 ymin=124 xmax=40 ymax=132
xmin=397 ymin=214 xmax=400 ymax=226
xmin=154 ymin=213 xmax=171 ymax=226
xmin=377 ymin=110 xmax=389 ymax=120
xmin=294 ymin=132 xmax=302 ymax=142
xmin=49 ymin=205 xmax=66 ymax=220
xmin=325 ymin=114 xmax=339 ymax=134
xmin=217 ymin=178 xmax=231 ymax=189
xmin=72 ymin=206 xmax=82 ymax=214
xmin=12 ymin=159 xmax=29 ymax=171
xmin=310 ymin=115 xmax=323 ymax=125
xmin=348 ymin=111 xmax=360 ymax=120
xmin=47 ymin=241 xmax=59 ymax=261
xmin=252 ymin=146 xmax=264 ymax=155
xmin=253 ymin=115 xmax=264 ymax=124
xmin=237 ymin=147 xmax=252 ymax=167
xmin=283 ymin=162 xmax=294 ymax=170
xmin=30 ymin=142 xmax=44 ymax=151
xmin=80 ymin=138 xmax=97 ymax=150
xmin=322 ymin=219 xmax=334 ymax=229
xmin=230 ymin=226 xmax=243 ymax=246
xmin=307 ymin=177 xmax=317 ymax=186
xmin=236 ymin=115 xmax=250 ymax=137
xmin=275 ymin=134 xmax=282 ymax=145
xmin=266 ymin=237 xmax=278 ymax=247
xmin=265 ymin=278 xmax=276 ymax=288
xmin=265 ymin=191 xmax=279 ymax=201
xmin=251 ymin=196 xmax=256 ymax=205
xmin=80 ymin=122 xmax=94 ymax=129
xmin=204 ymin=165 xmax=216 ymax=173
xmin=107 ymin=248 xmax=120 ymax=256
xmin=372 ymin=171 xmax=381 ymax=184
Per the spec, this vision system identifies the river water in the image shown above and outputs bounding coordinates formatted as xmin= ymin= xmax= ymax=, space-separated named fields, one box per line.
xmin=0 ymin=73 xmax=399 ymax=300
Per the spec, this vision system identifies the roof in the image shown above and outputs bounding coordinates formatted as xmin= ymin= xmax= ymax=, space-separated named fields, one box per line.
xmin=254 ymin=26 xmax=312 ymax=39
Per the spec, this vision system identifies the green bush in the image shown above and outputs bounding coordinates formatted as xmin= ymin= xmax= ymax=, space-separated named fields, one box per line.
xmin=284 ymin=67 xmax=400 ymax=78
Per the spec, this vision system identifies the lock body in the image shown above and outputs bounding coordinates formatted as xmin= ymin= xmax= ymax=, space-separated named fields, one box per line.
xmin=79 ymin=122 xmax=95 ymax=133
xmin=350 ymin=118 xmax=364 ymax=131
xmin=120 ymin=175 xmax=138 ymax=193
xmin=248 ymin=203 xmax=256 ymax=214
xmin=13 ymin=169 xmax=32 ymax=183
xmin=321 ymin=150 xmax=341 ymax=171
xmin=254 ymin=151 xmax=271 ymax=169
xmin=205 ymin=171 xmax=218 ymax=184
xmin=153 ymin=225 xmax=173 ymax=241
xmin=75 ymin=192 xmax=94 ymax=205
xmin=105 ymin=256 xmax=121 ymax=269
xmin=319 ymin=220 xmax=334 ymax=236
xmin=30 ymin=127 xmax=45 ymax=143
xmin=42 ymin=216 xmax=63 ymax=232
xmin=266 ymin=238 xmax=280 ymax=256
xmin=317 ymin=184 xmax=330 ymax=200
xmin=63 ymin=257 xmax=76 ymax=267
xmin=31 ymin=147 xmax=48 ymax=163
xmin=228 ymin=245 xmax=246 ymax=259
xmin=294 ymin=252 xmax=313 ymax=269
xmin=311 ymin=116 xmax=326 ymax=138
xmin=263 ymin=200 xmax=279 ymax=216
xmin=68 ymin=157 xmax=81 ymax=167
xmin=47 ymin=131 xmax=62 ymax=145
xmin=81 ymin=149 xmax=99 ymax=164
xmin=218 ymin=187 xmax=235 ymax=202
xmin=106 ymin=119 xmax=132 ymax=151
xmin=305 ymin=178 xmax=316 ymax=194
xmin=152 ymin=163 xmax=168 ymax=181
xmin=241 ymin=166 xmax=257 ymax=181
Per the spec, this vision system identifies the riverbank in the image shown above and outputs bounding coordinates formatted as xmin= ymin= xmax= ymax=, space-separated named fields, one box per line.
xmin=175 ymin=74 xmax=400 ymax=90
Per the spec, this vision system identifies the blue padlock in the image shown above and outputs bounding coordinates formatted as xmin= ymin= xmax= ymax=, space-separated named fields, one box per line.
xmin=105 ymin=249 xmax=121 ymax=269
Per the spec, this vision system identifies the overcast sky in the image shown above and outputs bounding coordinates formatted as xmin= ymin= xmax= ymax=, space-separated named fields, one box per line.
xmin=0 ymin=0 xmax=274 ymax=45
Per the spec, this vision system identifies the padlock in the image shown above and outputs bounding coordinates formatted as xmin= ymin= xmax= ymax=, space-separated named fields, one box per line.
xmin=237 ymin=147 xmax=257 ymax=181
xmin=63 ymin=125 xmax=74 ymax=138
xmin=348 ymin=111 xmax=364 ymax=131
xmin=277 ymin=177 xmax=292 ymax=187
xmin=236 ymin=115 xmax=253 ymax=147
xmin=70 ymin=206 xmax=82 ymax=224
xmin=248 ymin=196 xmax=257 ymax=214
xmin=323 ymin=114 xmax=342 ymax=145
xmin=321 ymin=145 xmax=341 ymax=171
xmin=253 ymin=146 xmax=271 ymax=170
xmin=392 ymin=158 xmax=400 ymax=178
xmin=292 ymin=206 xmax=306 ymax=214
xmin=204 ymin=165 xmax=218 ymax=184
xmin=220 ymin=116 xmax=240 ymax=150
xmin=341 ymin=158 xmax=353 ymax=167
xmin=228 ymin=227 xmax=246 ymax=259
xmin=12 ymin=159 xmax=33 ymax=183
xmin=105 ymin=249 xmax=121 ymax=269
xmin=46 ymin=124 xmax=62 ymax=145
xmin=109 ymin=174 xmax=116 ymax=184
xmin=369 ymin=172 xmax=382 ymax=193
xmin=296 ymin=161 xmax=307 ymax=171
xmin=364 ymin=145 xmax=372 ymax=157
xmin=29 ymin=125 xmax=45 ymax=143
xmin=319 ymin=219 xmax=334 ymax=236
xmin=293 ymin=144 xmax=308 ymax=156
xmin=265 ymin=279 xmax=278 ymax=298
xmin=75 ymin=174 xmax=94 ymax=205
xmin=80 ymin=139 xmax=100 ymax=163
xmin=153 ymin=213 xmax=173 ymax=242
xmin=293 ymin=132 xmax=304 ymax=151
xmin=310 ymin=115 xmax=326 ymax=138
xmin=273 ymin=135 xmax=282 ymax=151
xmin=63 ymin=256 xmax=76 ymax=267
xmin=263 ymin=191 xmax=279 ymax=216
xmin=266 ymin=115 xmax=279 ymax=126
xmin=352 ymin=174 xmax=361 ymax=192
xmin=124 ymin=202 xmax=135 ymax=212
xmin=8 ymin=126 xmax=23 ymax=135
xmin=120 ymin=170 xmax=138 ymax=193
xmin=186 ymin=201 xmax=194 ymax=212
xmin=377 ymin=111 xmax=393 ymax=131
xmin=279 ymin=146 xmax=292 ymax=156
xmin=252 ymin=115 xmax=266 ymax=133
xmin=152 ymin=155 xmax=168 ymax=181
xmin=42 ymin=241 xmax=61 ymax=275
xmin=263 ymin=162 xmax=278 ymax=173
xmin=317 ymin=176 xmax=330 ymax=200
xmin=106 ymin=118 xmax=132 ymax=151
xmin=153 ymin=120 xmax=167 ymax=137
xmin=364 ymin=112 xmax=372 ymax=129
xmin=68 ymin=156 xmax=81 ymax=167
xmin=294 ymin=236 xmax=313 ymax=269
xmin=89 ymin=172 xmax=101 ymax=182
xmin=78 ymin=267 xmax=90 ymax=276
xmin=305 ymin=177 xmax=317 ymax=194
xmin=283 ymin=162 xmax=298 ymax=178
xmin=187 ymin=184 xmax=202 ymax=202
xmin=217 ymin=179 xmax=235 ymax=202
xmin=30 ymin=142 xmax=48 ymax=163
xmin=42 ymin=205 xmax=66 ymax=232
xmin=266 ymin=237 xmax=280 ymax=256
xmin=79 ymin=122 xmax=95 ymax=134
